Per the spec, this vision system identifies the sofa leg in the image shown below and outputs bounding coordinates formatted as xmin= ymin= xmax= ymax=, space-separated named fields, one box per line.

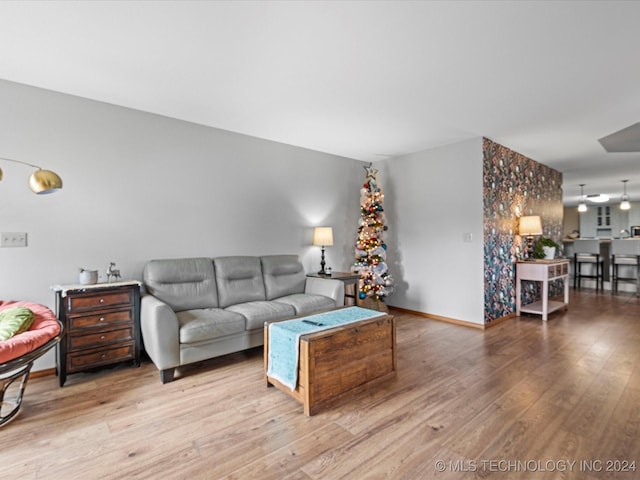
xmin=160 ymin=368 xmax=175 ymax=384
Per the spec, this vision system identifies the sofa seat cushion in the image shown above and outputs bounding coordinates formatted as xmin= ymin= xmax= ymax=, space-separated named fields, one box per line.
xmin=177 ymin=308 xmax=245 ymax=344
xmin=226 ymin=301 xmax=295 ymax=330
xmin=0 ymin=301 xmax=61 ymax=364
xmin=273 ymin=294 xmax=336 ymax=315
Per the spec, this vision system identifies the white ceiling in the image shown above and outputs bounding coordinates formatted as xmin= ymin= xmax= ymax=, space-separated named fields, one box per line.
xmin=1 ymin=0 xmax=639 ymax=206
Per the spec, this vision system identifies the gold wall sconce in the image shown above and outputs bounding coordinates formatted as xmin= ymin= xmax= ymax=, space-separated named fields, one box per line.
xmin=0 ymin=157 xmax=63 ymax=194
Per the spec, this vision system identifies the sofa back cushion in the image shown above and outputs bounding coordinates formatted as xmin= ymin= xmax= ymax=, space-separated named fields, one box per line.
xmin=261 ymin=255 xmax=306 ymax=300
xmin=214 ymin=256 xmax=266 ymax=308
xmin=143 ymin=258 xmax=218 ymax=311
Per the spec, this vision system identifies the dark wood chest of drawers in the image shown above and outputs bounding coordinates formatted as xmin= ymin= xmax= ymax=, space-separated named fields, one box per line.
xmin=55 ymin=282 xmax=141 ymax=386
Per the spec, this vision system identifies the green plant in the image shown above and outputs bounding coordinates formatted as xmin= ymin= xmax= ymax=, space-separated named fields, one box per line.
xmin=533 ymin=237 xmax=559 ymax=259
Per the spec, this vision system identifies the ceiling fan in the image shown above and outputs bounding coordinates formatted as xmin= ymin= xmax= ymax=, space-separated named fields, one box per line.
xmin=586 ymin=193 xmax=609 ymax=203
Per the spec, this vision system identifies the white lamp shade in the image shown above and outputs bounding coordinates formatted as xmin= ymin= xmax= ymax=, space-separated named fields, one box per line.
xmin=519 ymin=215 xmax=543 ymax=236
xmin=312 ymin=227 xmax=334 ymax=247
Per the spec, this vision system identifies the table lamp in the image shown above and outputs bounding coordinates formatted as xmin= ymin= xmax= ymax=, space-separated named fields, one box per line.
xmin=312 ymin=226 xmax=333 ymax=274
xmin=519 ymin=215 xmax=542 ymax=259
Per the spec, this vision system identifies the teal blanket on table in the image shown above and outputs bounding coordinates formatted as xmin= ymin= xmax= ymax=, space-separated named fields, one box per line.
xmin=266 ymin=306 xmax=386 ymax=391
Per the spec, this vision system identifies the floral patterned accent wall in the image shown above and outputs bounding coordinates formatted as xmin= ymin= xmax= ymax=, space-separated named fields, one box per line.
xmin=483 ymin=138 xmax=563 ymax=323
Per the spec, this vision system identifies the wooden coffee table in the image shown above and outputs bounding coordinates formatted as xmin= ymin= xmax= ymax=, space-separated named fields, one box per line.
xmin=264 ymin=312 xmax=396 ymax=416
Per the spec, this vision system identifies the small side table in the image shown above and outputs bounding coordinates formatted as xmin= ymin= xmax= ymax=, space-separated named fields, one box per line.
xmin=307 ymin=272 xmax=360 ymax=306
xmin=516 ymin=260 xmax=569 ymax=321
xmin=52 ymin=281 xmax=141 ymax=386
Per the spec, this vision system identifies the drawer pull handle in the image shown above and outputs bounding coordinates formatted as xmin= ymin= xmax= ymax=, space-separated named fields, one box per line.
xmin=101 ymin=354 xmax=106 ymax=359
xmin=100 ymin=335 xmax=106 ymax=340
xmin=99 ymin=298 xmax=105 ymax=303
xmin=99 ymin=317 xmax=105 ymax=322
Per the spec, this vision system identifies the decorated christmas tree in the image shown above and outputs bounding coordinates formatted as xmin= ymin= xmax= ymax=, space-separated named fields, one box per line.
xmin=352 ymin=163 xmax=394 ymax=302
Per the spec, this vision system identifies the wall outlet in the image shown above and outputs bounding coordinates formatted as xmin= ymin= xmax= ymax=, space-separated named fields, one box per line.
xmin=1 ymin=232 xmax=28 ymax=247
xmin=463 ymin=232 xmax=473 ymax=242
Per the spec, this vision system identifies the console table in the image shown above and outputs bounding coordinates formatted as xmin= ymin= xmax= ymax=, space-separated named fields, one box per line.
xmin=516 ymin=260 xmax=569 ymax=321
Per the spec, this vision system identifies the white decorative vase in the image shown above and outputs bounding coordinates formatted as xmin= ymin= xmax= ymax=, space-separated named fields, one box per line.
xmin=79 ymin=268 xmax=98 ymax=285
xmin=543 ymin=246 xmax=556 ymax=259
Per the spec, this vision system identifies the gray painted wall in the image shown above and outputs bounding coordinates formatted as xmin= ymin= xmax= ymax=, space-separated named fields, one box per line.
xmin=0 ymin=80 xmax=365 ymax=302
xmin=0 ymin=80 xmax=366 ymax=369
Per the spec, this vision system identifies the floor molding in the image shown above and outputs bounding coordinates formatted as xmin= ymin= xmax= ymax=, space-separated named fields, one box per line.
xmin=29 ymin=368 xmax=56 ymax=379
xmin=389 ymin=306 xmax=486 ymax=329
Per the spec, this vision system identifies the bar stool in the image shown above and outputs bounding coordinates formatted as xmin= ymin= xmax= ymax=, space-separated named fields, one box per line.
xmin=611 ymin=239 xmax=640 ymax=294
xmin=573 ymin=239 xmax=604 ymax=290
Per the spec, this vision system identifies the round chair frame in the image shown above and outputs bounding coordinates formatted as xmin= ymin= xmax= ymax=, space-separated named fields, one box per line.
xmin=0 ymin=321 xmax=63 ymax=427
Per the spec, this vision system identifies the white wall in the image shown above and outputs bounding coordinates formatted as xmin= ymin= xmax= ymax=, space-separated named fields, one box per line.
xmin=379 ymin=138 xmax=485 ymax=325
xmin=0 ymin=80 xmax=364 ymax=369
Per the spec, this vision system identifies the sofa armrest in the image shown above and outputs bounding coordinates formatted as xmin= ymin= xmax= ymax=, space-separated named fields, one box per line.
xmin=140 ymin=294 xmax=181 ymax=370
xmin=304 ymin=277 xmax=345 ymax=306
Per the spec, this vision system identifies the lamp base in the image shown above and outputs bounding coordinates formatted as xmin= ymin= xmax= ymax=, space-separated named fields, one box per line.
xmin=318 ymin=246 xmax=326 ymax=275
xmin=525 ymin=235 xmax=535 ymax=259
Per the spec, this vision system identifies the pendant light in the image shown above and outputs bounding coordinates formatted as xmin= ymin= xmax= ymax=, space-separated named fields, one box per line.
xmin=620 ymin=180 xmax=631 ymax=210
xmin=578 ymin=184 xmax=587 ymax=212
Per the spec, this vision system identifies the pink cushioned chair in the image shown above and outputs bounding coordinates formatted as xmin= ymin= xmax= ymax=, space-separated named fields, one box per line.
xmin=0 ymin=301 xmax=62 ymax=427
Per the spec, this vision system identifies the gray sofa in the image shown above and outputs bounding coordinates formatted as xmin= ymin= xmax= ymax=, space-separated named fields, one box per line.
xmin=141 ymin=255 xmax=344 ymax=383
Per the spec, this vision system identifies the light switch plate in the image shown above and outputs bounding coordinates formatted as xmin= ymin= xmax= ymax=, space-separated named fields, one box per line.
xmin=1 ymin=232 xmax=28 ymax=247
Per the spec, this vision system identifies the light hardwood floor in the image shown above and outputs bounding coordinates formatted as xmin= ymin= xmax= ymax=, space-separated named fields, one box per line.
xmin=3 ymin=289 xmax=639 ymax=479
